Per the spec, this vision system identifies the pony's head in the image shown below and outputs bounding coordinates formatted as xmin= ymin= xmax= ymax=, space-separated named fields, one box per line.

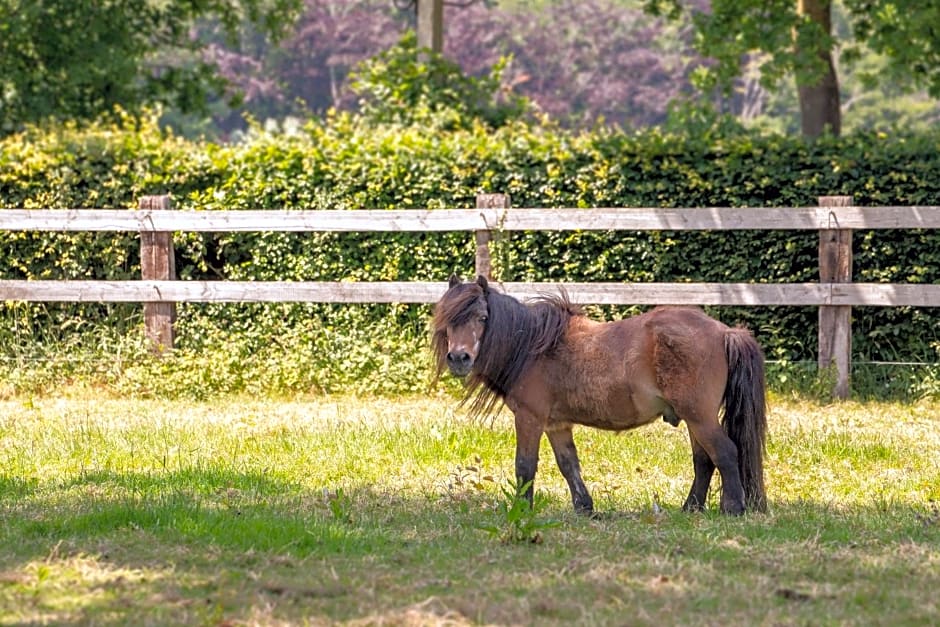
xmin=432 ymin=274 xmax=577 ymax=420
xmin=432 ymin=274 xmax=490 ymax=378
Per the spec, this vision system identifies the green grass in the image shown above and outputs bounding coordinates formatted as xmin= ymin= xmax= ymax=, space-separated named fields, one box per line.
xmin=1 ymin=394 xmax=939 ymax=625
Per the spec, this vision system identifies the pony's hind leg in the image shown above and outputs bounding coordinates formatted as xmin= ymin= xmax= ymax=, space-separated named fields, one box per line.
xmin=684 ymin=419 xmax=746 ymax=515
xmin=682 ymin=433 xmax=716 ymax=512
xmin=546 ymin=427 xmax=594 ymax=514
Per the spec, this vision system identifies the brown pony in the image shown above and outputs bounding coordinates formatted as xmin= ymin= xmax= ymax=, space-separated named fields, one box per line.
xmin=432 ymin=275 xmax=767 ymax=515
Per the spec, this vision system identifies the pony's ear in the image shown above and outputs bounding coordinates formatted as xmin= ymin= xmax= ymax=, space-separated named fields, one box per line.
xmin=448 ymin=273 xmax=461 ymax=288
xmin=476 ymin=275 xmax=489 ymax=293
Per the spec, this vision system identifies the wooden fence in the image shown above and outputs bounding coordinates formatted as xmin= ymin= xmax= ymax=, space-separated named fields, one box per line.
xmin=2 ymin=193 xmax=939 ymax=398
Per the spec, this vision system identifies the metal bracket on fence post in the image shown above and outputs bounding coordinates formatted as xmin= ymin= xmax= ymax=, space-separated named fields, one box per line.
xmin=818 ymin=195 xmax=854 ymax=399
xmin=475 ymin=193 xmax=510 ymax=280
xmin=139 ymin=195 xmax=176 ymax=352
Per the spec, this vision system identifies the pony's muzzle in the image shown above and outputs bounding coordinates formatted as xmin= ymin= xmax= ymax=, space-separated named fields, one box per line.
xmin=446 ymin=350 xmax=473 ymax=377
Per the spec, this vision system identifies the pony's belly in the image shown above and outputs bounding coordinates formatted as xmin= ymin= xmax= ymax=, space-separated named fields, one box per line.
xmin=550 ymin=392 xmax=667 ymax=431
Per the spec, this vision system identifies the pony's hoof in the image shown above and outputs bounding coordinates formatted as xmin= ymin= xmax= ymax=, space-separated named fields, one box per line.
xmin=574 ymin=505 xmax=595 ymax=517
xmin=720 ymin=501 xmax=746 ymax=516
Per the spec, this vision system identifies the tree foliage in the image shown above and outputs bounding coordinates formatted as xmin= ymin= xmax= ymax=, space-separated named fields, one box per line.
xmin=0 ymin=0 xmax=300 ymax=134
xmin=645 ymin=0 xmax=940 ymax=95
xmin=4 ymin=0 xmax=934 ymax=137
xmin=189 ymin=0 xmax=938 ymax=137
xmin=349 ymin=32 xmax=529 ymax=130
xmin=643 ymin=0 xmax=940 ymax=135
xmin=843 ymin=1 xmax=940 ymax=97
xmin=442 ymin=0 xmax=698 ymax=128
xmin=195 ymin=0 xmax=699 ymax=134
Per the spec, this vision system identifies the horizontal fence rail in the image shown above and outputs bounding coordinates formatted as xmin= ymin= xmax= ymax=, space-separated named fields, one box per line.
xmin=1 ymin=280 xmax=938 ymax=307
xmin=2 ymin=193 xmax=938 ymax=397
xmin=1 ymin=206 xmax=940 ymax=232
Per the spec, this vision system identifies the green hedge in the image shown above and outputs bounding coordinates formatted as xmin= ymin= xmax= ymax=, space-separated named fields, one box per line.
xmin=1 ymin=116 xmax=938 ymax=398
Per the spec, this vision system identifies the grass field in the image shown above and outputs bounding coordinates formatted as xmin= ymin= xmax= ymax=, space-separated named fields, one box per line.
xmin=1 ymin=393 xmax=939 ymax=626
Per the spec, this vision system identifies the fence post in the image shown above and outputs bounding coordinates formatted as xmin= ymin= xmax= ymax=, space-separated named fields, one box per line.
xmin=818 ymin=195 xmax=853 ymax=398
xmin=139 ymin=195 xmax=176 ymax=352
xmin=475 ymin=193 xmax=510 ymax=280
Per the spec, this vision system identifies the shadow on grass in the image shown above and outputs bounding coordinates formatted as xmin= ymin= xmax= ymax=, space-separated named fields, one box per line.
xmin=3 ymin=467 xmax=939 ymax=559
xmin=2 ymin=469 xmax=939 ymax=625
xmin=1 ymin=468 xmax=404 ymax=560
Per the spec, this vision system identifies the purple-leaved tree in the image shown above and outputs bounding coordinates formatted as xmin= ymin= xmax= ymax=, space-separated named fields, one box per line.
xmin=204 ymin=0 xmax=702 ymax=132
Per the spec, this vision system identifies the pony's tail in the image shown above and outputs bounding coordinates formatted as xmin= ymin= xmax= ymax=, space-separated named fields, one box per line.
xmin=722 ymin=328 xmax=768 ymax=513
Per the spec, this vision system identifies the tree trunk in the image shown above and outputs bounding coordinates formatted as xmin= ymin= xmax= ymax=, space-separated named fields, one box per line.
xmin=417 ymin=0 xmax=443 ymax=53
xmin=796 ymin=0 xmax=841 ymax=137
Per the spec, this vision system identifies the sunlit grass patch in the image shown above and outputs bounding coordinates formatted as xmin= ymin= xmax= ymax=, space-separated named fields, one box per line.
xmin=1 ymin=394 xmax=939 ymax=625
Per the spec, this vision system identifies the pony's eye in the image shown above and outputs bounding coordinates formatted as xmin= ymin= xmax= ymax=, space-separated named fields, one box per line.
xmin=480 ymin=316 xmax=488 ymax=324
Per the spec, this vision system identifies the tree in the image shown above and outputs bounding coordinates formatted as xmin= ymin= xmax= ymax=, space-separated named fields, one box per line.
xmin=0 ymin=0 xmax=300 ymax=134
xmin=206 ymin=0 xmax=697 ymax=132
xmin=444 ymin=0 xmax=696 ymax=128
xmin=276 ymin=0 xmax=402 ymax=114
xmin=349 ymin=31 xmax=530 ymax=129
xmin=644 ymin=0 xmax=940 ymax=137
xmin=796 ymin=0 xmax=840 ymax=137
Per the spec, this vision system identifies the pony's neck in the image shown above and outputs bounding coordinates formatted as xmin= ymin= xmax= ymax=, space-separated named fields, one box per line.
xmin=475 ymin=290 xmax=566 ymax=396
xmin=462 ymin=290 xmax=574 ymax=421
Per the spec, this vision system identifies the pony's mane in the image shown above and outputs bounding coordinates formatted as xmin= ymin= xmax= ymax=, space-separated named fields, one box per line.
xmin=432 ymin=284 xmax=581 ymax=421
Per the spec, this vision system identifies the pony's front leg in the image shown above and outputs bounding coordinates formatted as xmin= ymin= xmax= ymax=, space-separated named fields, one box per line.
xmin=513 ymin=410 xmax=543 ymax=507
xmin=546 ymin=427 xmax=594 ymax=514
